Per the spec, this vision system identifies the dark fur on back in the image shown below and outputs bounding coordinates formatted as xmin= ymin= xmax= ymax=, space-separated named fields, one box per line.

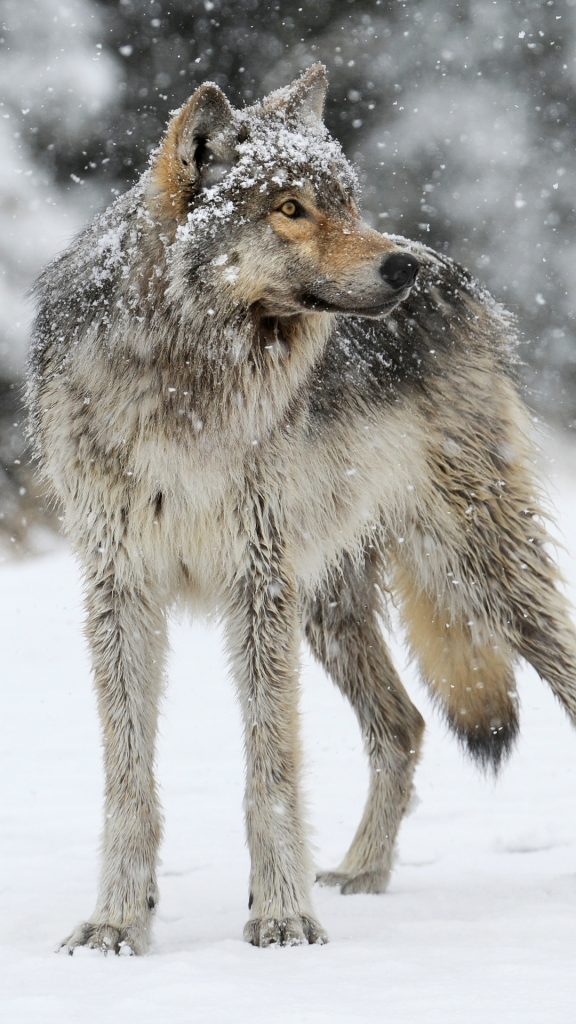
xmin=310 ymin=241 xmax=517 ymax=422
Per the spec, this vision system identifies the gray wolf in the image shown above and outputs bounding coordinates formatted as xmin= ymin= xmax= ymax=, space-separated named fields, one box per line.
xmin=28 ymin=64 xmax=576 ymax=954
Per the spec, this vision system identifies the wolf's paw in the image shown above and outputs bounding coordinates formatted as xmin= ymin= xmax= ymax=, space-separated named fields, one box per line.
xmin=244 ymin=914 xmax=328 ymax=948
xmin=316 ymin=867 xmax=389 ymax=895
xmin=57 ymin=919 xmax=151 ymax=956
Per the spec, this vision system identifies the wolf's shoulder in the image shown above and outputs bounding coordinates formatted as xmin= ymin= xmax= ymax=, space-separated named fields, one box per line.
xmin=29 ymin=181 xmax=149 ymax=373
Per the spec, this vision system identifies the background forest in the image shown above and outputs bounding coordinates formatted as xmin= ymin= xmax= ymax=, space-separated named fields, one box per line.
xmin=1 ymin=0 xmax=574 ymax=547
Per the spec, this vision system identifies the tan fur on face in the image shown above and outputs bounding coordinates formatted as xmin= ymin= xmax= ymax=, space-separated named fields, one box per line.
xmin=269 ymin=194 xmax=396 ymax=276
xmin=220 ymin=192 xmax=401 ymax=318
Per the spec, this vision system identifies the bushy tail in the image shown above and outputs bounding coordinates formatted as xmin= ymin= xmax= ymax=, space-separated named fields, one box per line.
xmin=394 ymin=536 xmax=576 ymax=774
xmin=394 ymin=566 xmax=519 ymax=773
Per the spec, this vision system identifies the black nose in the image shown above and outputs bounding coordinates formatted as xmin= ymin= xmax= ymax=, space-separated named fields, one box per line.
xmin=380 ymin=252 xmax=419 ymax=290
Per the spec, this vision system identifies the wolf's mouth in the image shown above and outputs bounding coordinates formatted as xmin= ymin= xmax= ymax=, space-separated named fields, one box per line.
xmin=298 ymin=292 xmax=408 ymax=318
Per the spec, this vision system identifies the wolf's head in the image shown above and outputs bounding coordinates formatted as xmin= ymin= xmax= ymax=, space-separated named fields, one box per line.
xmin=149 ymin=65 xmax=418 ymax=321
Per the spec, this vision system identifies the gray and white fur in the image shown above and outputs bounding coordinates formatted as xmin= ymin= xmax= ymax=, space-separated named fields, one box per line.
xmin=27 ymin=65 xmax=576 ymax=953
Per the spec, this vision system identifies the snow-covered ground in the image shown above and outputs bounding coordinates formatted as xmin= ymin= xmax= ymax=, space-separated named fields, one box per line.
xmin=2 ymin=438 xmax=576 ymax=1024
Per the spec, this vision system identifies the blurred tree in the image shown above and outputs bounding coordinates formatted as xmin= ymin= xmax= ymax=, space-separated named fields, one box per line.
xmin=0 ymin=0 xmax=117 ymax=551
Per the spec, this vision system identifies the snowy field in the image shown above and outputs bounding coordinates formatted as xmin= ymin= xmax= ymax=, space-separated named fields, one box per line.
xmin=2 ymin=437 xmax=576 ymax=1024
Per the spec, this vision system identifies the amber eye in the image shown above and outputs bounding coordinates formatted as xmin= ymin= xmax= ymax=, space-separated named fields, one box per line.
xmin=279 ymin=199 xmax=304 ymax=218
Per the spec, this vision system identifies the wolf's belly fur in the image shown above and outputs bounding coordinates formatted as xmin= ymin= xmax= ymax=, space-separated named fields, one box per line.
xmin=71 ymin=401 xmax=427 ymax=606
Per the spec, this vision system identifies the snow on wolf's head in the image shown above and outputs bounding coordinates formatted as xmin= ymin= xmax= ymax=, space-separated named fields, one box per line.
xmin=149 ymin=65 xmax=419 ymax=319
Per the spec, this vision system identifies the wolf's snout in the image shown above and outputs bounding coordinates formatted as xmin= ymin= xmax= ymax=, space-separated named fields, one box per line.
xmin=380 ymin=253 xmax=419 ymax=291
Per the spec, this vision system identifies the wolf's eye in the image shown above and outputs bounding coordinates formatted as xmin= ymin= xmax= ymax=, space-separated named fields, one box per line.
xmin=279 ymin=200 xmax=304 ymax=218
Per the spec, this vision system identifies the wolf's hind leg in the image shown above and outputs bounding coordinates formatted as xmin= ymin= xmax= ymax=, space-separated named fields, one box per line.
xmin=59 ymin=562 xmax=166 ymax=956
xmin=302 ymin=551 xmax=424 ymax=895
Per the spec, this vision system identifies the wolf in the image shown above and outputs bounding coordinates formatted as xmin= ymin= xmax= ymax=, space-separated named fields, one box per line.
xmin=28 ymin=64 xmax=576 ymax=954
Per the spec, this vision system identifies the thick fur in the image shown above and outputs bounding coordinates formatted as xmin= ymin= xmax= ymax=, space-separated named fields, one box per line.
xmin=28 ymin=65 xmax=576 ymax=953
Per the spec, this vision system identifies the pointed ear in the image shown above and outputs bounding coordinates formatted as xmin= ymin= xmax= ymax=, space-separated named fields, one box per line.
xmin=263 ymin=64 xmax=328 ymax=126
xmin=172 ymin=82 xmax=234 ymax=177
xmin=285 ymin=64 xmax=328 ymax=122
xmin=150 ymin=82 xmax=234 ymax=220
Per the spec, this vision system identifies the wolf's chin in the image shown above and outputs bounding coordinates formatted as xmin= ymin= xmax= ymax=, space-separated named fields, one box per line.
xmin=297 ymin=292 xmax=407 ymax=318
xmin=254 ymin=289 xmax=410 ymax=321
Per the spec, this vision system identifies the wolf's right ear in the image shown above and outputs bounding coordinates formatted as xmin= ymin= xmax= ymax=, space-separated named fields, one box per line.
xmin=261 ymin=64 xmax=328 ymax=128
xmin=151 ymin=83 xmax=234 ymax=215
xmin=284 ymin=64 xmax=328 ymax=124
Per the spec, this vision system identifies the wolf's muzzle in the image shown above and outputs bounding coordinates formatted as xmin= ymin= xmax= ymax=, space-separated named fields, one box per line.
xmin=380 ymin=253 xmax=419 ymax=290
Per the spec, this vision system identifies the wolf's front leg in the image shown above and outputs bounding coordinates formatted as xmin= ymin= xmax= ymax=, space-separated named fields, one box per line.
xmin=226 ymin=527 xmax=326 ymax=947
xmin=60 ymin=564 xmax=167 ymax=956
